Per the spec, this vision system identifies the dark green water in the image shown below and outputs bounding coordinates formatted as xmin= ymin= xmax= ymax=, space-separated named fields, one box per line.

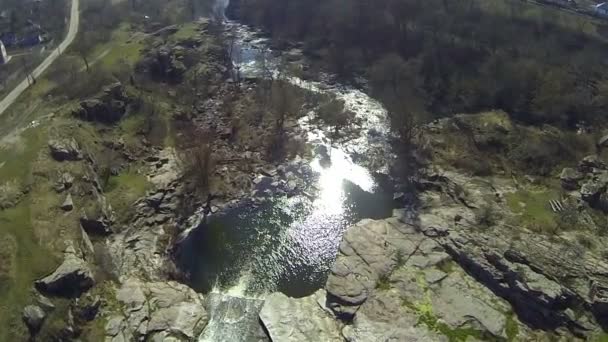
xmin=176 ymin=172 xmax=393 ymax=298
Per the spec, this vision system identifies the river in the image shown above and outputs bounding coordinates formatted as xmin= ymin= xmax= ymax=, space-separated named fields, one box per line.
xmin=175 ymin=1 xmax=397 ymax=340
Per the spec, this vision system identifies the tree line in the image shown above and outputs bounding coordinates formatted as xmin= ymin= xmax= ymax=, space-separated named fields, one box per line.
xmin=231 ymin=0 xmax=608 ymax=128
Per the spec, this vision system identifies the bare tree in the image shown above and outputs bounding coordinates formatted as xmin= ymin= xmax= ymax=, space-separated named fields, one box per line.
xmin=21 ymin=56 xmax=35 ymax=85
xmin=179 ymin=128 xmax=215 ymax=196
xmin=73 ymin=31 xmax=94 ymax=72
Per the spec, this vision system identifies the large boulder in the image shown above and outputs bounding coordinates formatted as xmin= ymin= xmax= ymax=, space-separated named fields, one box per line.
xmin=560 ymin=168 xmax=583 ymax=191
xmin=325 ymin=219 xmax=400 ymax=318
xmin=73 ymin=294 xmax=101 ymax=322
xmin=597 ymin=135 xmax=608 ymax=148
xmin=147 ymin=302 xmax=207 ymax=339
xmin=61 ymin=193 xmax=74 ymax=211
xmin=105 ymin=278 xmax=208 ymax=341
xmin=430 ymin=272 xmax=508 ymax=338
xmin=49 ymin=139 xmax=82 ymax=161
xmin=35 ymin=247 xmax=94 ymax=297
xmin=22 ymin=305 xmax=46 ymax=334
xmin=55 ymin=172 xmax=75 ymax=193
xmin=138 ymin=45 xmax=186 ymax=83
xmin=581 ymin=180 xmax=605 ymax=206
xmin=80 ymin=209 xmax=113 ymax=236
xmin=342 ymin=291 xmax=447 ymax=342
xmin=73 ymin=83 xmax=129 ymax=124
xmin=579 ymin=155 xmax=606 ymax=172
xmin=259 ymin=291 xmax=342 ymax=342
xmin=79 ymin=191 xmax=114 ymax=236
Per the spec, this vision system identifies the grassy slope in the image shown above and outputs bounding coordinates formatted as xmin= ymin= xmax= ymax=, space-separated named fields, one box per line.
xmin=0 ymin=125 xmax=59 ymax=340
xmin=0 ymin=19 xmax=149 ymax=340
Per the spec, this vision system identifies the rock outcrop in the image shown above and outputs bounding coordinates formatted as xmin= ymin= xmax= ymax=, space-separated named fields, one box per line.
xmin=138 ymin=45 xmax=187 ymax=83
xmin=35 ymin=247 xmax=94 ymax=298
xmin=79 ymin=182 xmax=114 ymax=236
xmin=107 ymin=182 xmax=183 ymax=280
xmin=48 ymin=139 xmax=82 ymax=161
xmin=560 ymin=155 xmax=608 ymax=212
xmin=324 ymin=211 xmax=519 ymax=340
xmin=73 ymin=83 xmax=130 ymax=124
xmin=325 ymin=219 xmax=401 ymax=318
xmin=105 ymin=278 xmax=208 ymax=341
xmin=22 ymin=305 xmax=47 ymax=334
xmin=260 ymin=291 xmax=342 ymax=342
xmin=61 ymin=193 xmax=74 ymax=211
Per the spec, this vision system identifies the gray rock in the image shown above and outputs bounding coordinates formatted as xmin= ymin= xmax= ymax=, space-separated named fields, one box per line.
xmin=107 ymin=278 xmax=208 ymax=341
xmin=343 ymin=290 xmax=447 ymax=342
xmin=326 ymin=219 xmax=408 ymax=318
xmin=61 ymin=193 xmax=74 ymax=211
xmin=260 ymin=291 xmax=342 ymax=342
xmin=22 ymin=305 xmax=46 ymax=334
xmin=432 ymin=273 xmax=507 ymax=338
xmin=147 ymin=302 xmax=207 ymax=339
xmin=581 ymin=180 xmax=605 ymax=206
xmin=560 ymin=168 xmax=583 ymax=190
xmin=342 ymin=311 xmax=447 ymax=342
xmin=79 ymin=194 xmax=113 ymax=236
xmin=49 ymin=139 xmax=82 ymax=161
xmin=598 ymin=135 xmax=608 ymax=148
xmin=55 ymin=172 xmax=75 ymax=192
xmin=74 ymin=83 xmax=129 ymax=124
xmin=35 ymin=247 xmax=94 ymax=297
xmin=424 ymin=269 xmax=448 ymax=284
xmin=579 ymin=155 xmax=606 ymax=171
xmin=35 ymin=295 xmax=55 ymax=312
xmin=74 ymin=294 xmax=101 ymax=322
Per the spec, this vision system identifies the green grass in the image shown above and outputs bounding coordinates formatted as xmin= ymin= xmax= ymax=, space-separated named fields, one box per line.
xmin=506 ymin=187 xmax=560 ymax=233
xmin=593 ymin=333 xmax=608 ymax=342
xmin=0 ymin=200 xmax=59 ymax=341
xmin=505 ymin=313 xmax=519 ymax=341
xmin=375 ymin=273 xmax=392 ymax=291
xmin=474 ymin=110 xmax=513 ymax=130
xmin=106 ymin=169 xmax=151 ymax=222
xmin=408 ymin=292 xmax=484 ymax=342
xmin=397 ymin=273 xmax=487 ymax=341
xmin=83 ymin=24 xmax=144 ymax=72
xmin=0 ymin=125 xmax=45 ymax=185
xmin=171 ymin=22 xmax=200 ymax=42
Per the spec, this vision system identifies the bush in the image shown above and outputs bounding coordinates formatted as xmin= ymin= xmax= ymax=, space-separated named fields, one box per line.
xmin=576 ymin=233 xmax=595 ymax=249
xmin=453 ymin=156 xmax=493 ymax=177
xmin=476 ymin=204 xmax=500 ymax=228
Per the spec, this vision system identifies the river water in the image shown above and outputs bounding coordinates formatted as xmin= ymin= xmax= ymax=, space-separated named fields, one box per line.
xmin=176 ymin=2 xmax=397 ymax=340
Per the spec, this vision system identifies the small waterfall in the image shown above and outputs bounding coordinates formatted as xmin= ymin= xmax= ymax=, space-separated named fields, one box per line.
xmin=213 ymin=0 xmax=230 ymax=20
xmin=199 ymin=279 xmax=268 ymax=342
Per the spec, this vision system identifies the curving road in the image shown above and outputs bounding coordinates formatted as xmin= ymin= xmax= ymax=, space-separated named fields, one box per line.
xmin=0 ymin=0 xmax=80 ymax=115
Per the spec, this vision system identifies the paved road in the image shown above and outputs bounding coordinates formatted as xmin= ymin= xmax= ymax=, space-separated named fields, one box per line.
xmin=0 ymin=0 xmax=80 ymax=115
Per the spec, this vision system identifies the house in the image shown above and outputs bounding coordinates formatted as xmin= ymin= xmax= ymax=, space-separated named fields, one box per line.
xmin=20 ymin=33 xmax=42 ymax=47
xmin=595 ymin=2 xmax=608 ymax=16
xmin=0 ymin=40 xmax=10 ymax=64
xmin=0 ymin=32 xmax=17 ymax=47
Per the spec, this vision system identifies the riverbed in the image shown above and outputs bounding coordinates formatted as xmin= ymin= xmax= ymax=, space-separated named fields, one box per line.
xmin=175 ymin=3 xmax=397 ymax=340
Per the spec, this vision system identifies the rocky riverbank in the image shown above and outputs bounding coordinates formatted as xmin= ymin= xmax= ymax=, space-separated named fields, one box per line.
xmin=5 ymin=5 xmax=608 ymax=341
xmin=258 ymin=112 xmax=608 ymax=341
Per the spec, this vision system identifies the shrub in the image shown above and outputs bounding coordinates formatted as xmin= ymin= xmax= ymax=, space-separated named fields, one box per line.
xmin=476 ymin=204 xmax=500 ymax=228
xmin=576 ymin=233 xmax=595 ymax=250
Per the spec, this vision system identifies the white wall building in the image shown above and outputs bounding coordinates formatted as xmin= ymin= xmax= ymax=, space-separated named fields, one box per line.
xmin=0 ymin=40 xmax=8 ymax=64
